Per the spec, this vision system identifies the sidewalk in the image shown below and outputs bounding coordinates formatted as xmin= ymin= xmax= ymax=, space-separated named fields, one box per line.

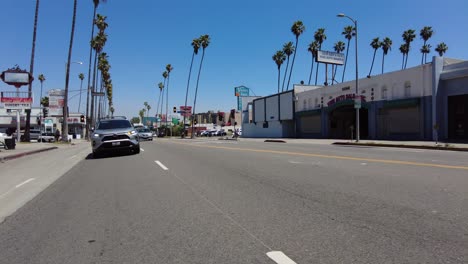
xmin=0 ymin=139 xmax=89 ymax=162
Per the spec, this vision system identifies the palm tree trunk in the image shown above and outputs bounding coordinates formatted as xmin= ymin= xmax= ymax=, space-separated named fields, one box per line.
xmin=342 ymin=40 xmax=351 ymax=82
xmin=183 ymin=52 xmax=196 ymax=132
xmin=62 ymin=0 xmax=77 ymax=142
xmin=277 ymin=67 xmax=281 ymax=93
xmin=98 ymin=74 xmax=103 ymax=120
xmin=315 ymin=45 xmax=322 ymax=85
xmin=156 ymin=90 xmax=161 ymax=121
xmin=281 ymin=57 xmax=290 ymax=92
xmin=159 ymin=83 xmax=165 ymax=128
xmin=78 ymin=79 xmax=83 ymax=112
xmin=401 ymin=54 xmax=405 ymax=70
xmin=404 ymin=46 xmax=409 ymax=69
xmin=368 ymin=49 xmax=377 ymax=77
xmin=25 ymin=0 xmax=40 ymax=142
xmin=308 ymin=54 xmax=314 ymax=85
xmin=421 ymin=40 xmax=426 ymax=65
xmin=166 ymin=76 xmax=170 ymax=135
xmin=85 ymin=5 xmax=97 ymax=138
xmin=333 ymin=64 xmax=339 ymax=84
xmin=286 ymin=38 xmax=299 ymax=91
xmin=381 ymin=52 xmax=385 ymax=74
xmin=90 ymin=50 xmax=98 ymax=128
xmin=191 ymin=49 xmax=206 ymax=138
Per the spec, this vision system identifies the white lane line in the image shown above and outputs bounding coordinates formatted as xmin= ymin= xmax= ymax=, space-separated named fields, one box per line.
xmin=289 ymin=160 xmax=302 ymax=164
xmin=15 ymin=178 xmax=36 ymax=188
xmin=154 ymin=160 xmax=168 ymax=170
xmin=267 ymin=251 xmax=297 ymax=264
xmin=140 ymin=148 xmax=145 ymax=152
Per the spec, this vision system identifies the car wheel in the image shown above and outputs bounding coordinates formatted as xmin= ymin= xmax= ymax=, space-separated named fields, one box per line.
xmin=134 ymin=146 xmax=140 ymax=154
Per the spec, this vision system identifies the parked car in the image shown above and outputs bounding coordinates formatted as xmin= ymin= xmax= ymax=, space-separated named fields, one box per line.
xmin=41 ymin=132 xmax=55 ymax=142
xmin=138 ymin=128 xmax=153 ymax=141
xmin=91 ymin=117 xmax=140 ymax=157
xmin=216 ymin=129 xmax=227 ymax=136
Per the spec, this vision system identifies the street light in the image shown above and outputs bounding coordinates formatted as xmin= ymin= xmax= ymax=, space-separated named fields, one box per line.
xmin=337 ymin=13 xmax=360 ymax=142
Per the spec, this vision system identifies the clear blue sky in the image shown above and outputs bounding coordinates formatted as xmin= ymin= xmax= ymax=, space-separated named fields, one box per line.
xmin=1 ymin=0 xmax=467 ymax=118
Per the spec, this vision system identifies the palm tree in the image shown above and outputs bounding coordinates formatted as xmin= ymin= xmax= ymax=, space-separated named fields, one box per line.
xmin=191 ymin=34 xmax=211 ymax=138
xmin=272 ymin=50 xmax=286 ymax=93
xmin=381 ymin=37 xmax=392 ymax=74
xmin=435 ymin=42 xmax=448 ymax=56
xmin=77 ymin=73 xmax=85 ymax=112
xmin=399 ymin=43 xmax=409 ymax=69
xmin=183 ymin=38 xmax=201 ymax=129
xmin=90 ymin=18 xmax=108 ymax=127
xmin=165 ymin=64 xmax=173 ymax=133
xmin=160 ymin=71 xmax=168 ymax=127
xmin=367 ymin=37 xmax=381 ymax=78
xmin=314 ymin=28 xmax=327 ymax=85
xmin=40 ymin=96 xmax=49 ymax=107
xmin=281 ymin=42 xmax=294 ymax=92
xmin=286 ymin=21 xmax=305 ymax=91
xmin=341 ymin=25 xmax=355 ymax=82
xmin=156 ymin=82 xmax=163 ymax=119
xmin=25 ymin=0 xmax=41 ymax=141
xmin=62 ymin=0 xmax=78 ymax=142
xmin=139 ymin=109 xmax=146 ymax=124
xmin=420 ymin=44 xmax=432 ymax=64
xmin=420 ymin=26 xmax=433 ymax=64
xmin=307 ymin=41 xmax=319 ymax=85
xmin=143 ymin=102 xmax=148 ymax=124
xmin=332 ymin=41 xmax=345 ymax=84
xmin=109 ymin=106 xmax=114 ymax=117
xmin=86 ymin=0 xmax=107 ymax=138
xmin=402 ymin=29 xmax=416 ymax=69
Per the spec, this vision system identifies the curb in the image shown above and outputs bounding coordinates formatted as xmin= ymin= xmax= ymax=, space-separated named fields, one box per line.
xmin=0 ymin=147 xmax=58 ymax=162
xmin=332 ymin=142 xmax=468 ymax=152
xmin=264 ymin=139 xmax=287 ymax=143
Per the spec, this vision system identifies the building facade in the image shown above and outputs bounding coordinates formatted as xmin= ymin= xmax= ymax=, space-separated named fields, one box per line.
xmin=242 ymin=57 xmax=468 ymax=141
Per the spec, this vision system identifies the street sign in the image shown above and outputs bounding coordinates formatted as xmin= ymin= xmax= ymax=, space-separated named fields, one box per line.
xmin=92 ymin=92 xmax=105 ymax=96
xmin=354 ymin=97 xmax=362 ymax=109
xmin=48 ymin=89 xmax=65 ymax=116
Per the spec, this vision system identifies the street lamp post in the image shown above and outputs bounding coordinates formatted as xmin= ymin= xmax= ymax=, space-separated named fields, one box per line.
xmin=337 ymin=13 xmax=360 ymax=142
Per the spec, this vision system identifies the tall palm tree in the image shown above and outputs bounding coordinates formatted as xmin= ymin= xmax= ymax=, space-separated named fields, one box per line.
xmin=25 ymin=0 xmax=41 ymax=141
xmin=62 ymin=0 xmax=78 ymax=142
xmin=420 ymin=26 xmax=433 ymax=64
xmin=435 ymin=42 xmax=448 ymax=56
xmin=332 ymin=41 xmax=345 ymax=84
xmin=399 ymin=43 xmax=409 ymax=70
xmin=191 ymin=34 xmax=211 ymax=138
xmin=420 ymin=44 xmax=432 ymax=64
xmin=341 ymin=25 xmax=355 ymax=82
xmin=381 ymin=37 xmax=392 ymax=74
xmin=183 ymin=38 xmax=201 ymax=129
xmin=286 ymin=21 xmax=305 ymax=91
xmin=86 ymin=0 xmax=106 ymax=138
xmin=38 ymin=74 xmax=45 ymax=127
xmin=78 ymin=73 xmax=85 ymax=112
xmin=143 ymin=102 xmax=148 ymax=124
xmin=165 ymin=64 xmax=173 ymax=133
xmin=160 ymin=71 xmax=168 ymax=127
xmin=307 ymin=41 xmax=319 ymax=85
xmin=139 ymin=109 xmax=146 ymax=124
xmin=367 ymin=37 xmax=381 ymax=78
xmin=90 ymin=18 xmax=107 ymax=127
xmin=272 ymin=50 xmax=286 ymax=93
xmin=402 ymin=29 xmax=416 ymax=69
xmin=314 ymin=28 xmax=327 ymax=85
xmin=281 ymin=42 xmax=294 ymax=92
xmin=156 ymin=82 xmax=164 ymax=121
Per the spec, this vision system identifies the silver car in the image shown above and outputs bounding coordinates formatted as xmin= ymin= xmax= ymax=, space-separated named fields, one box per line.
xmin=137 ymin=128 xmax=153 ymax=141
xmin=91 ymin=118 xmax=140 ymax=157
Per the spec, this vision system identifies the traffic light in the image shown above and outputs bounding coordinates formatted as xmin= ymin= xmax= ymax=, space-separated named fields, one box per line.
xmin=173 ymin=106 xmax=177 ymax=113
xmin=43 ymin=107 xmax=48 ymax=117
xmin=194 ymin=119 xmax=197 ymax=125
xmin=80 ymin=115 xmax=85 ymax=123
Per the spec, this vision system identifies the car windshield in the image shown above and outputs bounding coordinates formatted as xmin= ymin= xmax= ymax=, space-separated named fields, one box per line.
xmin=97 ymin=120 xmax=132 ymax=130
xmin=139 ymin=129 xmax=150 ymax=132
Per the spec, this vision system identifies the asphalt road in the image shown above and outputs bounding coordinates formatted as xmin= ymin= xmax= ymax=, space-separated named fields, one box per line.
xmin=0 ymin=138 xmax=467 ymax=263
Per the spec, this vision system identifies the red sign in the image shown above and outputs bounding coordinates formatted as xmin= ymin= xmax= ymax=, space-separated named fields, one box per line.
xmin=180 ymin=106 xmax=192 ymax=117
xmin=1 ymin=97 xmax=33 ymax=103
xmin=327 ymin=94 xmax=366 ymax=107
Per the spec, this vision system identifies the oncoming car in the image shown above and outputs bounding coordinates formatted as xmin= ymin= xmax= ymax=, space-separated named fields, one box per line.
xmin=91 ymin=117 xmax=140 ymax=157
xmin=137 ymin=128 xmax=153 ymax=141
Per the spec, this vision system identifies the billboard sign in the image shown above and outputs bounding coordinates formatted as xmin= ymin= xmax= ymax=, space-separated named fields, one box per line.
xmin=1 ymin=93 xmax=33 ymax=109
xmin=235 ymin=86 xmax=250 ymax=111
xmin=316 ymin=50 xmax=345 ymax=65
xmin=48 ymin=89 xmax=65 ymax=116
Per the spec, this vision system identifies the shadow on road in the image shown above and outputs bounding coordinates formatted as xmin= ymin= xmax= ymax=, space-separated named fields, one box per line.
xmin=85 ymin=150 xmax=136 ymax=160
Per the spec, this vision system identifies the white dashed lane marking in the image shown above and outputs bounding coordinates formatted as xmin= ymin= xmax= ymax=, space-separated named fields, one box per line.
xmin=154 ymin=160 xmax=168 ymax=170
xmin=267 ymin=251 xmax=297 ymax=264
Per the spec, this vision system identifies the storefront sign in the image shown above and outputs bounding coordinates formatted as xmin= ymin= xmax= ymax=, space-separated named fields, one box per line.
xmin=48 ymin=89 xmax=65 ymax=116
xmin=235 ymin=86 xmax=250 ymax=111
xmin=327 ymin=94 xmax=366 ymax=107
xmin=4 ymin=102 xmax=31 ymax=109
xmin=316 ymin=51 xmax=345 ymax=65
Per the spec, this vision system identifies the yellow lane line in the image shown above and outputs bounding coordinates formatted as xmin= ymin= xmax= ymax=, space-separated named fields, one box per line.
xmin=169 ymin=141 xmax=468 ymax=171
